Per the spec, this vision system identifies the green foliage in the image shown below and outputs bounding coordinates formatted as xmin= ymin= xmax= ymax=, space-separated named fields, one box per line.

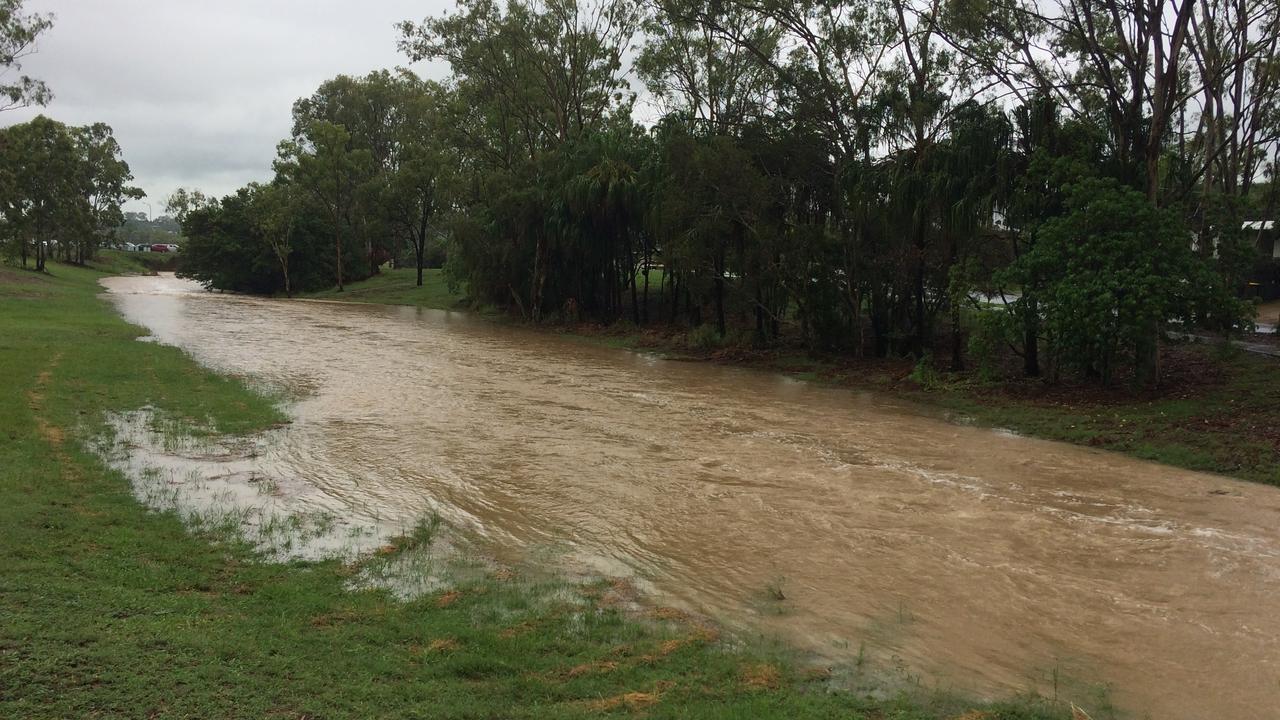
xmin=114 ymin=212 xmax=180 ymax=247
xmin=177 ymin=183 xmax=344 ymax=295
xmin=0 ymin=115 xmax=141 ymax=269
xmin=0 ymin=0 xmax=53 ymax=111
xmin=156 ymin=0 xmax=1274 ymax=390
xmin=687 ymin=322 xmax=725 ymax=351
xmin=1011 ymin=178 xmax=1245 ymax=384
xmin=163 ymin=187 xmax=215 ymax=225
xmin=967 ymin=309 xmax=1011 ymax=382
xmin=909 ymin=353 xmax=943 ymax=389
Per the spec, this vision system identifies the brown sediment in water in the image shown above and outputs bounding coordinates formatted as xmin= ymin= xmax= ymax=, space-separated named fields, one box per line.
xmin=99 ymin=273 xmax=1280 ymax=720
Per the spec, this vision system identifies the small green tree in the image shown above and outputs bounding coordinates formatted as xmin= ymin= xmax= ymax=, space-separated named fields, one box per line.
xmin=250 ymin=182 xmax=300 ymax=297
xmin=383 ymin=80 xmax=449 ymax=288
xmin=0 ymin=115 xmax=79 ymax=271
xmin=1016 ymin=178 xmax=1241 ymax=385
xmin=74 ymin=122 xmax=143 ymax=264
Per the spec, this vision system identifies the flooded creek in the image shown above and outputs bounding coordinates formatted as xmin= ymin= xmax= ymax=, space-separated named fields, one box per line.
xmin=101 ymin=274 xmax=1280 ymax=719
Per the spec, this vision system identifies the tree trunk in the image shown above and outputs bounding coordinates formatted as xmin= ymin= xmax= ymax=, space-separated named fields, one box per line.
xmin=335 ymin=224 xmax=344 ymax=292
xmin=1022 ymin=297 xmax=1040 ymax=377
xmin=416 ymin=207 xmax=430 ymax=288
xmin=1023 ymin=327 xmax=1040 ymax=377
xmin=530 ymin=234 xmax=547 ymax=322
xmin=1135 ymin=317 xmax=1161 ymax=388
xmin=950 ymin=304 xmax=963 ymax=371
xmin=629 ymin=263 xmax=640 ymax=325
xmin=714 ymin=253 xmax=726 ymax=337
xmin=668 ymin=269 xmax=680 ymax=324
xmin=913 ymin=242 xmax=927 ymax=357
xmin=755 ymin=286 xmax=766 ymax=344
xmin=34 ymin=214 xmax=44 ymax=272
xmin=641 ymin=262 xmax=650 ymax=325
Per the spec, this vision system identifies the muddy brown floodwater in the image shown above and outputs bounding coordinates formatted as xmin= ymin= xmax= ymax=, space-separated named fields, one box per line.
xmin=102 ymin=274 xmax=1280 ymax=719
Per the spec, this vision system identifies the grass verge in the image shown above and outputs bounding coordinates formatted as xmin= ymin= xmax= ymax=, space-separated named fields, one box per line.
xmin=303 ymin=267 xmax=467 ymax=310
xmin=0 ymin=261 xmax=1075 ymax=718
xmin=91 ymin=249 xmax=181 ymax=275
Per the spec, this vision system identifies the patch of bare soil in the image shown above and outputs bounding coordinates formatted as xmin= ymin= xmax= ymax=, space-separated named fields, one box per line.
xmin=27 ymin=354 xmax=66 ymax=449
xmin=959 ymin=343 xmax=1230 ymax=408
xmin=740 ymin=663 xmax=782 ymax=689
xmin=0 ymin=266 xmax=54 ymax=299
xmin=0 ymin=266 xmax=51 ymax=285
xmin=426 ymin=638 xmax=460 ymax=653
xmin=585 ymin=689 xmax=663 ymax=712
xmin=1239 ymin=330 xmax=1280 ymax=348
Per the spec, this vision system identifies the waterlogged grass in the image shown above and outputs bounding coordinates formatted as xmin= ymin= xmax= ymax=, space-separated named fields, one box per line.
xmin=92 ymin=249 xmax=180 ymax=275
xmin=0 ymin=261 xmax=1080 ymax=718
xmin=775 ymin=342 xmax=1280 ymax=486
xmin=304 ymin=266 xmax=467 ymax=310
xmin=913 ymin=346 xmax=1280 ymax=486
xmin=568 ymin=322 xmax=1280 ymax=486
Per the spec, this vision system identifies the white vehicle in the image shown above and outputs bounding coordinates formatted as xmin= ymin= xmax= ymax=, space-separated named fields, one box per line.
xmin=164 ymin=244 xmax=180 ymax=252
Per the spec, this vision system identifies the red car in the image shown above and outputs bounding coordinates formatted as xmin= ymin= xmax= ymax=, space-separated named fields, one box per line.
xmin=150 ymin=243 xmax=170 ymax=253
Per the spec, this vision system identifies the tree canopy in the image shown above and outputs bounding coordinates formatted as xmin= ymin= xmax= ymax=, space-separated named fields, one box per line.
xmin=1 ymin=115 xmax=141 ymax=270
xmin=173 ymin=0 xmax=1280 ymax=386
xmin=0 ymin=0 xmax=53 ymax=112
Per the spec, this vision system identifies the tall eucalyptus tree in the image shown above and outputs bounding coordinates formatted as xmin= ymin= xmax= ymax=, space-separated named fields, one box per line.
xmin=398 ymin=0 xmax=641 ymax=320
xmin=275 ymin=121 xmax=373 ymax=292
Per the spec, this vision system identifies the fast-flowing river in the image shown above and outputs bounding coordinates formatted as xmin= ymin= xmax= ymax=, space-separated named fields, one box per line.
xmin=102 ymin=274 xmax=1280 ymax=719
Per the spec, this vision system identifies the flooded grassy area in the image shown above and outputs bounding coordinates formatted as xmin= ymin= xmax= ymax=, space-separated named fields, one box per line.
xmin=1 ymin=263 xmax=1075 ymax=719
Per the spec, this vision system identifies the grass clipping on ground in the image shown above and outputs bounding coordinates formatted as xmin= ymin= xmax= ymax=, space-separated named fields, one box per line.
xmin=1 ymin=261 xmax=1080 ymax=719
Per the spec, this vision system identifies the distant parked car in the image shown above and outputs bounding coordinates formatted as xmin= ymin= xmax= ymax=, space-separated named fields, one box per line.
xmin=150 ymin=243 xmax=170 ymax=253
xmin=164 ymin=244 xmax=179 ymax=252
xmin=119 ymin=243 xmax=137 ymax=252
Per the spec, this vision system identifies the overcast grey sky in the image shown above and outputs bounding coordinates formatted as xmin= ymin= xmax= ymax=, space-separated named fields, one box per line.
xmin=3 ymin=1 xmax=451 ymax=216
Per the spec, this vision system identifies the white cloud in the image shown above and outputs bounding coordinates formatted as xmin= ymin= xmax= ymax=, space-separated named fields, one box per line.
xmin=3 ymin=0 xmax=451 ymax=214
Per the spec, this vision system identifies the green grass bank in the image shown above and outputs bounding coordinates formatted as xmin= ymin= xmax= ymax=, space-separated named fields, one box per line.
xmin=92 ymin=248 xmax=181 ymax=275
xmin=303 ymin=266 xmax=467 ymax=311
xmin=1 ymin=261 xmax=1075 ymax=719
xmin=310 ymin=266 xmax=1280 ymax=487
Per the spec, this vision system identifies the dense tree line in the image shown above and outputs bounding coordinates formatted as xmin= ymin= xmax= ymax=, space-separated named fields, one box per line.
xmin=116 ymin=212 xmax=181 ymax=247
xmin=179 ymin=0 xmax=1280 ymax=385
xmin=174 ymin=71 xmax=450 ymax=297
xmin=2 ymin=3 xmax=142 ymax=271
xmin=0 ymin=116 xmax=141 ymax=270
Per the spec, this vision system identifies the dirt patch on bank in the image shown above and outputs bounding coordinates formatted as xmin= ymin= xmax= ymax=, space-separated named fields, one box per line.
xmin=27 ymin=354 xmax=66 ymax=449
xmin=0 ymin=266 xmax=53 ymax=298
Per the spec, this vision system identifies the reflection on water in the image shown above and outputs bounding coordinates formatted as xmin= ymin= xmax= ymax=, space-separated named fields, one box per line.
xmin=101 ymin=273 xmax=1280 ymax=719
